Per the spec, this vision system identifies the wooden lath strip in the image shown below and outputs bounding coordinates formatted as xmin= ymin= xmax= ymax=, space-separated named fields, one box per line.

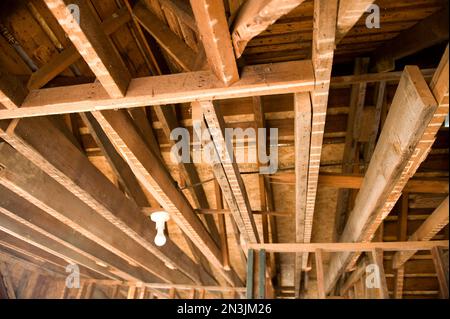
xmin=231 ymin=0 xmax=306 ymax=58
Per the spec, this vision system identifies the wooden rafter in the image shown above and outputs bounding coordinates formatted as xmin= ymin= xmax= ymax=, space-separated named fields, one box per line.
xmin=190 ymin=0 xmax=239 ymax=85
xmin=392 ymin=197 xmax=449 ymax=269
xmin=296 ymin=0 xmax=338 ymax=295
xmin=335 ymin=0 xmax=375 ymax=44
xmin=324 ymin=65 xmax=439 ymax=294
xmin=231 ymin=0 xmax=306 ymax=58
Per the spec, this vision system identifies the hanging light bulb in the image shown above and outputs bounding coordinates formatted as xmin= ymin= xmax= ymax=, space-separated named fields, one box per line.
xmin=150 ymin=211 xmax=170 ymax=247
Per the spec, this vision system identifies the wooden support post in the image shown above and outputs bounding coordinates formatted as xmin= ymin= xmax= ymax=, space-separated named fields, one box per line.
xmin=393 ymin=194 xmax=408 ymax=299
xmin=370 ymin=249 xmax=389 ymax=299
xmin=190 ymin=0 xmax=239 ymax=85
xmin=258 ymin=249 xmax=266 ymax=299
xmin=315 ymin=249 xmax=326 ymax=299
xmin=431 ymin=247 xmax=449 ymax=299
xmin=215 ymin=181 xmax=231 ymax=270
xmin=246 ymin=249 xmax=255 ymax=299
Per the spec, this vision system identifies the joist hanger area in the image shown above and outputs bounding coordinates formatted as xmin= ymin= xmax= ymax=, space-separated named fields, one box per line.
xmin=0 ymin=0 xmax=448 ymax=300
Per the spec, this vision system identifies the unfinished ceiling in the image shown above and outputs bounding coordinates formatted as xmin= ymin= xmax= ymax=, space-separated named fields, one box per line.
xmin=0 ymin=0 xmax=448 ymax=299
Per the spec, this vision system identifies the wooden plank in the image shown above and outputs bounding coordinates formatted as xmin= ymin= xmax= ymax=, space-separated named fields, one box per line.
xmin=301 ymin=0 xmax=338 ymax=289
xmin=246 ymin=249 xmax=254 ymax=299
xmin=392 ymin=197 xmax=449 ymax=269
xmin=215 ymin=180 xmax=231 ymax=270
xmin=133 ymin=2 xmax=198 ymax=72
xmin=315 ymin=249 xmax=326 ymax=299
xmin=393 ymin=194 xmax=408 ymax=299
xmin=364 ymin=81 xmax=386 ymax=162
xmin=373 ymin=4 xmax=449 ymax=72
xmin=324 ymin=66 xmax=439 ymax=294
xmin=294 ymin=92 xmax=311 ymax=296
xmin=231 ymin=0 xmax=306 ymax=58
xmin=198 ymin=101 xmax=259 ymax=244
xmin=248 ymin=241 xmax=449 ymax=253
xmin=0 ymin=60 xmax=314 ymax=120
xmin=0 ymin=142 xmax=192 ymax=285
xmin=43 ymin=0 xmax=131 ymax=98
xmin=0 ymin=117 xmax=205 ymax=284
xmin=431 ymin=247 xmax=449 ymax=299
xmin=27 ymin=7 xmax=131 ymax=90
xmin=159 ymin=0 xmax=197 ymax=32
xmin=190 ymin=0 xmax=239 ymax=85
xmin=335 ymin=0 xmax=375 ymax=44
xmin=258 ymin=249 xmax=266 ymax=299
xmin=370 ymin=249 xmax=389 ymax=299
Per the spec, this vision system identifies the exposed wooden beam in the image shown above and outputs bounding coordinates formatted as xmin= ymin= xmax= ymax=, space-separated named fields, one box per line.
xmin=300 ymin=0 xmax=338 ymax=293
xmin=315 ymin=249 xmax=326 ymax=299
xmin=373 ymin=4 xmax=449 ymax=73
xmin=0 ymin=117 xmax=205 ymax=284
xmin=393 ymin=194 xmax=408 ymax=299
xmin=197 ymin=101 xmax=259 ymax=244
xmin=248 ymin=240 xmax=449 ymax=253
xmin=392 ymin=197 xmax=449 ymax=269
xmin=0 ymin=142 xmax=192 ymax=284
xmin=231 ymin=0 xmax=306 ymax=58
xmin=0 ymin=66 xmax=28 ymax=109
xmin=43 ymin=0 xmax=131 ymax=98
xmin=133 ymin=2 xmax=198 ymax=72
xmin=324 ymin=65 xmax=439 ymax=294
xmin=215 ymin=180 xmax=231 ymax=270
xmin=269 ymin=172 xmax=450 ymax=194
xmin=294 ymin=92 xmax=311 ymax=296
xmin=0 ymin=60 xmax=314 ymax=120
xmin=431 ymin=246 xmax=449 ymax=299
xmin=335 ymin=0 xmax=375 ymax=44
xmin=27 ymin=7 xmax=131 ymax=90
xmin=159 ymin=0 xmax=198 ymax=32
xmin=190 ymin=0 xmax=239 ymax=85
xmin=370 ymin=248 xmax=389 ymax=299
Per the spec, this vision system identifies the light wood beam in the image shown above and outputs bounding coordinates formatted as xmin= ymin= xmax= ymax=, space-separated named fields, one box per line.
xmin=0 ymin=60 xmax=314 ymax=120
xmin=315 ymin=249 xmax=326 ymax=299
xmin=324 ymin=65 xmax=439 ymax=294
xmin=370 ymin=248 xmax=389 ymax=299
xmin=373 ymin=4 xmax=449 ymax=73
xmin=27 ymin=7 xmax=131 ymax=90
xmin=231 ymin=0 xmax=306 ymax=58
xmin=294 ymin=92 xmax=311 ymax=296
xmin=392 ymin=197 xmax=449 ymax=269
xmin=335 ymin=0 xmax=375 ymax=44
xmin=190 ymin=0 xmax=239 ymax=85
xmin=133 ymin=2 xmax=198 ymax=72
xmin=43 ymin=0 xmax=131 ymax=98
xmin=0 ymin=117 xmax=204 ymax=284
xmin=300 ymin=0 xmax=338 ymax=293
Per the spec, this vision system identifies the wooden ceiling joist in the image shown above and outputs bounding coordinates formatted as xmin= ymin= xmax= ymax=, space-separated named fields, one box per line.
xmin=231 ymin=0 xmax=306 ymax=58
xmin=294 ymin=0 xmax=338 ymax=296
xmin=0 ymin=60 xmax=314 ymax=120
xmin=392 ymin=197 xmax=449 ymax=269
xmin=0 ymin=142 xmax=194 ymax=285
xmin=43 ymin=0 xmax=130 ymax=98
xmin=91 ymin=109 xmax=242 ymax=287
xmin=335 ymin=0 xmax=376 ymax=44
xmin=190 ymin=0 xmax=239 ymax=85
xmin=0 ymin=117 xmax=208 ymax=285
xmin=133 ymin=2 xmax=198 ymax=72
xmin=324 ymin=65 xmax=440 ymax=294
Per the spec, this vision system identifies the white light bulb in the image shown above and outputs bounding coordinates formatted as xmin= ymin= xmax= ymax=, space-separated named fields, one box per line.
xmin=150 ymin=211 xmax=170 ymax=247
